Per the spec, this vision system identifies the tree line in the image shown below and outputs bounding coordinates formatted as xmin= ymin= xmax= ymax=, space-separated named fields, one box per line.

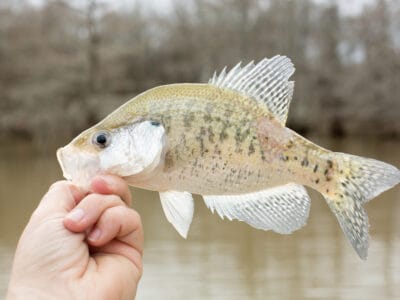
xmin=0 ymin=0 xmax=399 ymax=146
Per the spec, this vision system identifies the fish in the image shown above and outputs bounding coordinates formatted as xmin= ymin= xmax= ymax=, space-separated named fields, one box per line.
xmin=57 ymin=55 xmax=400 ymax=259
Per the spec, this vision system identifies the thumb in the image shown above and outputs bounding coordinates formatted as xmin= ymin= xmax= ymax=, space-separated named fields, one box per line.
xmin=33 ymin=181 xmax=85 ymax=220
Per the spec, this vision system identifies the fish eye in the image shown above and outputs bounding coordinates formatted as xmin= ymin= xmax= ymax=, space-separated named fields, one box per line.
xmin=92 ymin=131 xmax=111 ymax=148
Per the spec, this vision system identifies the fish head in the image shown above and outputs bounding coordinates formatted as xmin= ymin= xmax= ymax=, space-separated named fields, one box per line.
xmin=57 ymin=119 xmax=167 ymax=190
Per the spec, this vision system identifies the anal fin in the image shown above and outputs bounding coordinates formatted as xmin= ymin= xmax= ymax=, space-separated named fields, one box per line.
xmin=159 ymin=191 xmax=194 ymax=238
xmin=203 ymin=184 xmax=310 ymax=234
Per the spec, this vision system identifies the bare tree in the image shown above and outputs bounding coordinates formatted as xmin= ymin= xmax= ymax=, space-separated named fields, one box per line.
xmin=0 ymin=0 xmax=399 ymax=143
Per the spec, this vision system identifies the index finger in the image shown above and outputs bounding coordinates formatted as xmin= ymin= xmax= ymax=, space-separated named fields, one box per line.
xmin=31 ymin=181 xmax=85 ymax=222
xmin=90 ymin=174 xmax=132 ymax=206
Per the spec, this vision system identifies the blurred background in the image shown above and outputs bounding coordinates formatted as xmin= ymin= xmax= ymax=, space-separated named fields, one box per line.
xmin=0 ymin=0 xmax=399 ymax=299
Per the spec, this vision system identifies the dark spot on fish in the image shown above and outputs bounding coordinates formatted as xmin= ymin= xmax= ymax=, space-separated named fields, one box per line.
xmin=248 ymin=142 xmax=255 ymax=155
xmin=224 ymin=109 xmax=233 ymax=118
xmin=281 ymin=155 xmax=289 ymax=161
xmin=240 ymin=128 xmax=250 ymax=142
xmin=315 ymin=178 xmax=320 ymax=184
xmin=313 ymin=164 xmax=319 ymax=173
xmin=208 ymin=126 xmax=215 ymax=143
xmin=235 ymin=128 xmax=241 ymax=143
xmin=203 ymin=114 xmax=212 ymax=122
xmin=301 ymin=158 xmax=309 ymax=167
xmin=260 ymin=151 xmax=266 ymax=161
xmin=294 ymin=156 xmax=298 ymax=160
xmin=163 ymin=151 xmax=174 ymax=171
xmin=327 ymin=160 xmax=333 ymax=168
xmin=214 ymin=145 xmax=221 ymax=155
xmin=150 ymin=120 xmax=160 ymax=126
xmin=326 ymin=189 xmax=329 ymax=193
xmin=235 ymin=147 xmax=243 ymax=154
xmin=341 ymin=182 xmax=347 ymax=187
xmin=219 ymin=130 xmax=228 ymax=142
xmin=193 ymin=158 xmax=198 ymax=167
xmin=287 ymin=140 xmax=294 ymax=149
xmin=183 ymin=113 xmax=195 ymax=128
xmin=198 ymin=138 xmax=205 ymax=156
xmin=324 ymin=169 xmax=329 ymax=175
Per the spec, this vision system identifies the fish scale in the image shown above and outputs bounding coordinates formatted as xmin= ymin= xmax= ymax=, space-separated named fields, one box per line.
xmin=57 ymin=55 xmax=400 ymax=259
xmin=130 ymin=84 xmax=287 ymax=194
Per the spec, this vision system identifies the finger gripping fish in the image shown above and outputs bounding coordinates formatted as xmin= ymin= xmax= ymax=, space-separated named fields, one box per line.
xmin=57 ymin=56 xmax=400 ymax=259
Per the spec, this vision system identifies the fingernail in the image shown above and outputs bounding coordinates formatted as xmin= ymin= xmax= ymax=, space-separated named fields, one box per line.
xmin=88 ymin=228 xmax=101 ymax=241
xmin=66 ymin=208 xmax=84 ymax=222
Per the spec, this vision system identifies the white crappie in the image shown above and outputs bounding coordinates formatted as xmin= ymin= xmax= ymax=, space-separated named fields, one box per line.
xmin=57 ymin=56 xmax=400 ymax=259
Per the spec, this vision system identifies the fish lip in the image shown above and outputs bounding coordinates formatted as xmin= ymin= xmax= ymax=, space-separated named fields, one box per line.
xmin=56 ymin=144 xmax=102 ymax=191
xmin=57 ymin=146 xmax=72 ymax=181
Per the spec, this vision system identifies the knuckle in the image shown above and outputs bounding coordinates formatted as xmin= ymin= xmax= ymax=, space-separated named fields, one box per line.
xmin=106 ymin=194 xmax=124 ymax=205
xmin=130 ymin=209 xmax=142 ymax=224
xmin=136 ymin=261 xmax=144 ymax=278
xmin=102 ymin=205 xmax=126 ymax=223
xmin=49 ymin=180 xmax=70 ymax=191
xmin=125 ymin=190 xmax=133 ymax=201
xmin=80 ymin=193 xmax=124 ymax=210
xmin=83 ymin=193 xmax=100 ymax=203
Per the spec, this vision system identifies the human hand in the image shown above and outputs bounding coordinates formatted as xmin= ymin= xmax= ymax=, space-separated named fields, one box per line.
xmin=6 ymin=175 xmax=143 ymax=300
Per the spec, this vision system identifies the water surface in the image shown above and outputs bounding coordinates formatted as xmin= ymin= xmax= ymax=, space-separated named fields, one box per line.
xmin=0 ymin=138 xmax=399 ymax=299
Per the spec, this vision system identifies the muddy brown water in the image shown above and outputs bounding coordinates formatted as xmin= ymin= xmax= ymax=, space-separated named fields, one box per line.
xmin=0 ymin=137 xmax=399 ymax=299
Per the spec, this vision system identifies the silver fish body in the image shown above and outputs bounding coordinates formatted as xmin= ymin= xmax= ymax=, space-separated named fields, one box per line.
xmin=57 ymin=56 xmax=400 ymax=259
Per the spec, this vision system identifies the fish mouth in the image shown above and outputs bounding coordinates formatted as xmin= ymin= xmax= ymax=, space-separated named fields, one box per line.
xmin=56 ymin=144 xmax=101 ymax=190
xmin=57 ymin=147 xmax=72 ymax=181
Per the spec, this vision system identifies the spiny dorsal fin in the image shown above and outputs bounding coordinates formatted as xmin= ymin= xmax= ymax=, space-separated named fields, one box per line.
xmin=209 ymin=55 xmax=295 ymax=125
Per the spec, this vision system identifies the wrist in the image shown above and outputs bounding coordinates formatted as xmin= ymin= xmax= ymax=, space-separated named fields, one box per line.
xmin=7 ymin=285 xmax=57 ymax=300
xmin=7 ymin=279 xmax=74 ymax=300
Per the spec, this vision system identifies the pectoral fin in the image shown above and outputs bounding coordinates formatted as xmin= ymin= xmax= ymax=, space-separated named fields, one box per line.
xmin=159 ymin=191 xmax=194 ymax=238
xmin=203 ymin=183 xmax=310 ymax=234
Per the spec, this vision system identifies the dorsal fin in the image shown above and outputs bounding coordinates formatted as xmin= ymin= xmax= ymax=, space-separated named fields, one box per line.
xmin=209 ymin=55 xmax=295 ymax=125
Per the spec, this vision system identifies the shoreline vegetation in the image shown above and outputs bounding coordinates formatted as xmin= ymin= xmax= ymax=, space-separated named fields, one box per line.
xmin=1 ymin=0 xmax=399 ymax=147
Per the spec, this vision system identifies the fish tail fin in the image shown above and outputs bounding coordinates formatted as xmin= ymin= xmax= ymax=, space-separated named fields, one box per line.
xmin=322 ymin=152 xmax=400 ymax=260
